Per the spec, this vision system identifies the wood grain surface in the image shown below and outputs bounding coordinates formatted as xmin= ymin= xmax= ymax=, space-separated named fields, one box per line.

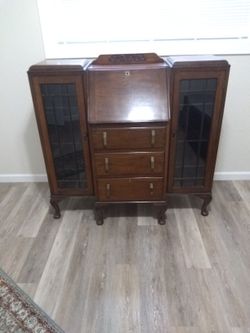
xmin=0 ymin=181 xmax=250 ymax=333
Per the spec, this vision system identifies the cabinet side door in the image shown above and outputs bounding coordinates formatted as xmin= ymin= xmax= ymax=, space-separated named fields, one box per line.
xmin=29 ymin=74 xmax=93 ymax=196
xmin=168 ymin=69 xmax=229 ymax=193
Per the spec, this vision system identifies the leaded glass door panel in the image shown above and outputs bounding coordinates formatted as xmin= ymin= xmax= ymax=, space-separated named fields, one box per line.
xmin=168 ymin=70 xmax=227 ymax=193
xmin=32 ymin=75 xmax=93 ymax=195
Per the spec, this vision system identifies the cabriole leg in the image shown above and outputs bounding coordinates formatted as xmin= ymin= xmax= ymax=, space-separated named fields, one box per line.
xmin=50 ymin=197 xmax=61 ymax=219
xmin=94 ymin=204 xmax=104 ymax=225
xmin=196 ymin=194 xmax=212 ymax=216
xmin=154 ymin=202 xmax=167 ymax=225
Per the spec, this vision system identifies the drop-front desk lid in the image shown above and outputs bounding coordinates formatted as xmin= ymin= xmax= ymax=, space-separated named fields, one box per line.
xmin=87 ymin=53 xmax=170 ymax=124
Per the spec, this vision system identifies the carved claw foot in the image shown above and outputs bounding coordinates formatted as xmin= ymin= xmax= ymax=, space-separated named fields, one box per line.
xmin=201 ymin=205 xmax=209 ymax=216
xmin=50 ymin=197 xmax=61 ymax=219
xmin=96 ymin=217 xmax=104 ymax=226
xmin=155 ymin=203 xmax=167 ymax=225
xmin=158 ymin=215 xmax=166 ymax=225
xmin=95 ymin=205 xmax=104 ymax=225
xmin=196 ymin=194 xmax=212 ymax=216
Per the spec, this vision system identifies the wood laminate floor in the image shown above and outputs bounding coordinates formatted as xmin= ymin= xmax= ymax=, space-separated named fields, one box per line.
xmin=0 ymin=181 xmax=250 ymax=333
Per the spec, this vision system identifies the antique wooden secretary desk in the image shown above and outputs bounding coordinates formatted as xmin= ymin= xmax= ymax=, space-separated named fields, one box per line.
xmin=28 ymin=53 xmax=230 ymax=225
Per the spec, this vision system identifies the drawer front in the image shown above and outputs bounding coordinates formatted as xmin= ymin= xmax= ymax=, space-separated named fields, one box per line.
xmin=94 ymin=152 xmax=165 ymax=176
xmin=91 ymin=127 xmax=166 ymax=151
xmin=97 ymin=178 xmax=164 ymax=201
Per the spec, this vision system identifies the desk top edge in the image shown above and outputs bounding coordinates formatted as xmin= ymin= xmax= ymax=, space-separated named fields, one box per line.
xmin=28 ymin=54 xmax=230 ymax=73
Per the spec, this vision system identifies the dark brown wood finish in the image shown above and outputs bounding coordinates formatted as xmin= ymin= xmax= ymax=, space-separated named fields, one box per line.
xmin=89 ymin=121 xmax=169 ymax=224
xmin=168 ymin=70 xmax=228 ymax=193
xmin=28 ymin=53 xmax=229 ymax=222
xmin=29 ymin=58 xmax=93 ymax=73
xmin=87 ymin=54 xmax=170 ymax=224
xmin=87 ymin=54 xmax=170 ymax=124
xmin=29 ymin=75 xmax=93 ymax=195
xmin=91 ymin=53 xmax=166 ymax=66
xmin=87 ymin=70 xmax=169 ymax=124
xmin=91 ymin=125 xmax=167 ymax=151
xmin=28 ymin=65 xmax=94 ymax=217
xmin=165 ymin=55 xmax=230 ymax=214
xmin=94 ymin=152 xmax=165 ymax=177
xmin=89 ymin=122 xmax=169 ymax=224
xmin=97 ymin=177 xmax=164 ymax=201
xmin=166 ymin=55 xmax=229 ymax=68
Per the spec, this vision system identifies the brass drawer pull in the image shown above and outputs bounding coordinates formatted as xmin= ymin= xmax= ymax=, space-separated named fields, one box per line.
xmin=151 ymin=129 xmax=156 ymax=146
xmin=150 ymin=156 xmax=155 ymax=170
xmin=103 ymin=131 xmax=107 ymax=147
xmin=149 ymin=182 xmax=154 ymax=195
xmin=106 ymin=183 xmax=111 ymax=197
xmin=104 ymin=157 xmax=109 ymax=172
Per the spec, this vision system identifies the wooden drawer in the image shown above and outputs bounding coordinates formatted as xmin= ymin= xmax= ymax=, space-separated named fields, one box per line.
xmin=94 ymin=152 xmax=165 ymax=176
xmin=91 ymin=126 xmax=166 ymax=151
xmin=97 ymin=177 xmax=164 ymax=201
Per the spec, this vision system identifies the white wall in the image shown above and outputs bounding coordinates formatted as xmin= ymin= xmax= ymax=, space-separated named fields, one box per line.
xmin=216 ymin=55 xmax=250 ymax=178
xmin=0 ymin=0 xmax=45 ymax=180
xmin=0 ymin=0 xmax=249 ymax=181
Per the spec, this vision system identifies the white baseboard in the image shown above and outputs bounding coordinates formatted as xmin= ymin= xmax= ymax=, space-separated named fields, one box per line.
xmin=214 ymin=171 xmax=250 ymax=180
xmin=0 ymin=172 xmax=249 ymax=183
xmin=0 ymin=174 xmax=48 ymax=182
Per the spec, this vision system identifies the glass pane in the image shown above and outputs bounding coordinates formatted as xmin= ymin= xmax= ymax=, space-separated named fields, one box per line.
xmin=174 ymin=78 xmax=217 ymax=188
xmin=41 ymin=83 xmax=87 ymax=189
